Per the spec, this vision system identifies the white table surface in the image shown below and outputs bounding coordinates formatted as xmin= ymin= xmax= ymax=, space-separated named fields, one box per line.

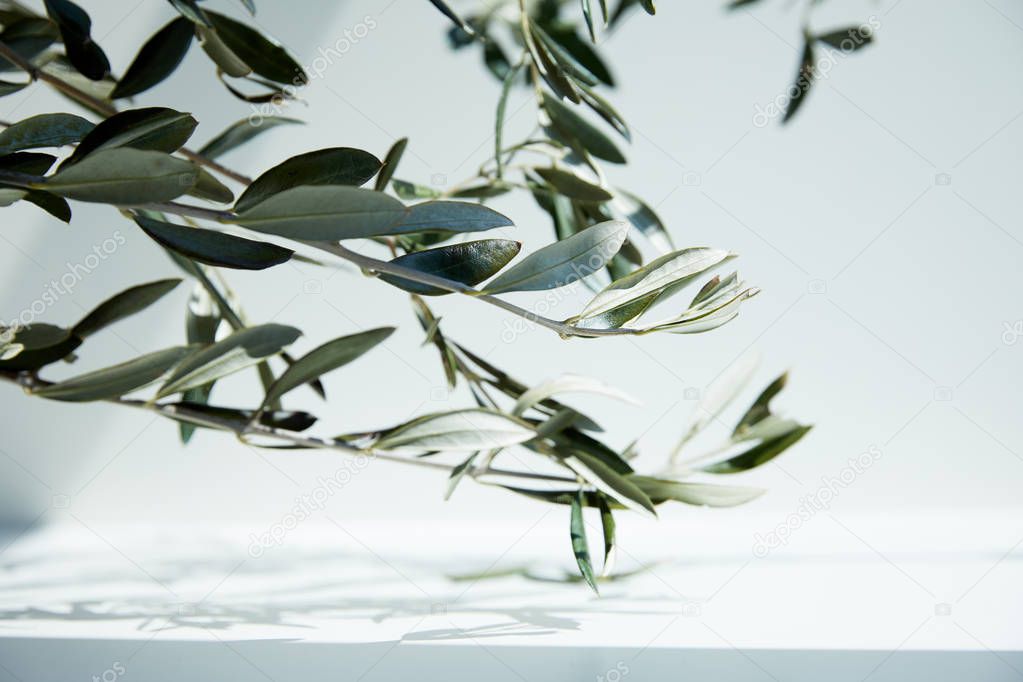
xmin=0 ymin=512 xmax=1020 ymax=681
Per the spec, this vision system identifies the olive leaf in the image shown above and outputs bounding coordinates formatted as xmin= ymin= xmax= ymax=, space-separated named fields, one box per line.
xmin=44 ymin=0 xmax=110 ymax=80
xmin=134 ymin=215 xmax=293 ymax=271
xmin=62 ymin=108 xmax=198 ymax=166
xmin=379 ymin=239 xmax=521 ymax=296
xmin=534 ymin=166 xmax=612 ymax=202
xmin=33 ymin=345 xmax=194 ymax=402
xmin=570 ymin=491 xmax=599 ymax=593
xmin=229 ymin=185 xmax=408 ymax=240
xmin=111 ymin=18 xmax=195 ymax=99
xmin=206 ymin=11 xmax=307 ymax=85
xmin=0 ymin=323 xmax=81 ymax=371
xmin=700 ymin=425 xmax=812 ymax=474
xmin=375 ymin=137 xmax=407 ymax=192
xmin=261 ymin=327 xmax=393 ymax=407
xmin=630 ymin=476 xmax=765 ymax=507
xmin=375 ymin=408 xmax=535 ymax=452
xmin=483 ymin=219 xmax=629 ymax=293
xmin=73 ymin=278 xmax=181 ymax=339
xmin=565 ymin=448 xmax=656 ymax=516
xmin=234 ymin=147 xmax=383 ymax=212
xmin=0 ymin=113 xmax=94 ymax=155
xmin=512 ymin=374 xmax=639 ymax=416
xmin=783 ymin=39 xmax=816 ymax=124
xmin=543 ymin=91 xmax=626 ymax=164
xmin=40 ymin=148 xmax=199 ymax=204
xmin=157 ymin=323 xmax=302 ymax=398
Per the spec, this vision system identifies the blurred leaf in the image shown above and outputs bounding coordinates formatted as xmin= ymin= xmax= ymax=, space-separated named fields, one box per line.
xmin=512 ymin=373 xmax=638 ymax=416
xmin=0 ymin=113 xmax=94 ymax=155
xmin=531 ymin=23 xmax=598 ymax=86
xmin=197 ymin=23 xmax=250 ymax=77
xmin=135 ymin=215 xmax=293 ymax=270
xmin=0 ymin=79 xmax=29 ymax=96
xmin=630 ymin=475 xmax=764 ymax=507
xmin=426 ymin=0 xmax=478 ymax=37
xmin=577 ymin=83 xmax=629 ymax=141
xmin=534 ymin=166 xmax=612 ymax=202
xmin=111 ymin=17 xmax=194 ymax=98
xmin=733 ymin=372 xmax=787 ymax=436
xmin=611 ymin=189 xmax=671 ymax=251
xmin=566 ymin=448 xmax=656 ymax=516
xmin=817 ymin=26 xmax=873 ymax=51
xmin=44 ymin=0 xmax=110 ymax=80
xmin=701 ymin=425 xmax=812 ymax=474
xmin=597 ymin=494 xmax=614 ymax=574
xmin=444 ymin=452 xmax=478 ymax=500
xmin=179 ymin=285 xmax=220 ymax=443
xmin=198 ymin=116 xmax=302 ymax=160
xmin=570 ymin=491 xmax=599 ymax=593
xmin=543 ymin=91 xmax=625 ymax=163
xmin=168 ymin=401 xmax=318 ymax=433
xmin=22 ymin=189 xmax=71 ymax=221
xmin=391 ymin=179 xmax=441 ymax=200
xmin=166 ymin=0 xmax=211 ymax=26
xmin=380 ymin=239 xmax=521 ymax=296
xmin=262 ymin=327 xmax=393 ymax=406
xmin=41 ymin=148 xmax=198 ymax=203
xmin=0 ymin=323 xmax=81 ymax=371
xmin=375 ymin=408 xmax=535 ymax=452
xmin=495 ymin=60 xmax=523 ymax=179
xmin=545 ymin=25 xmax=614 ymax=86
xmin=187 ymin=167 xmax=234 ymax=203
xmin=483 ymin=219 xmax=629 ymax=293
xmin=783 ymin=40 xmax=815 ymax=124
xmin=158 ymin=323 xmax=301 ymax=397
xmin=34 ymin=345 xmax=193 ymax=401
xmin=375 ymin=137 xmax=407 ymax=192
xmin=73 ymin=278 xmax=181 ymax=339
xmin=230 ymin=185 xmax=407 ymax=240
xmin=63 ymin=108 xmax=197 ymax=167
xmin=0 ymin=18 xmax=59 ymax=72
xmin=235 ymin=147 xmax=382 ymax=212
xmin=207 ymin=11 xmax=307 ymax=85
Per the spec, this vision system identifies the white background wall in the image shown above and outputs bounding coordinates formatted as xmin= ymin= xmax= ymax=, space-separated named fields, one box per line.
xmin=1 ymin=0 xmax=1020 ymax=556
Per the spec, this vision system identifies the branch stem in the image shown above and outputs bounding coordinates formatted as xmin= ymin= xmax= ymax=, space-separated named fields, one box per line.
xmin=0 ymin=371 xmax=575 ymax=484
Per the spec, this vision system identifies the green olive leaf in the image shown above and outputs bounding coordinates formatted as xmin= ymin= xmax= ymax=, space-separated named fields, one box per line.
xmin=40 ymin=148 xmax=199 ymax=204
xmin=483 ymin=219 xmax=629 ymax=293
xmin=379 ymin=239 xmax=521 ymax=296
xmin=158 ymin=323 xmax=302 ymax=398
xmin=111 ymin=18 xmax=195 ymax=98
xmin=375 ymin=408 xmax=535 ymax=452
xmin=261 ymin=327 xmax=393 ymax=407
xmin=134 ymin=215 xmax=293 ymax=270
xmin=73 ymin=278 xmax=182 ymax=339
xmin=33 ymin=345 xmax=194 ymax=402
xmin=234 ymin=147 xmax=382 ymax=213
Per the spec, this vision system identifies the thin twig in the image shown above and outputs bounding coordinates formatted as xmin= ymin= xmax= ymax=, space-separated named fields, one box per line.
xmin=0 ymin=371 xmax=575 ymax=483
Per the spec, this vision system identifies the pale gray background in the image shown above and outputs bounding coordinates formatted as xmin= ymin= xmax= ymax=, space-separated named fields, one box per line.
xmin=0 ymin=0 xmax=1020 ymax=555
